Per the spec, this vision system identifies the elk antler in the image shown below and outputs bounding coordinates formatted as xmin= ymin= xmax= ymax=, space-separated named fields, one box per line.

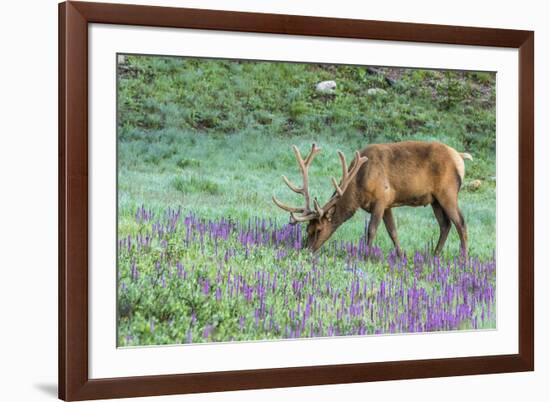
xmin=314 ymin=151 xmax=368 ymax=218
xmin=272 ymin=143 xmax=321 ymax=224
xmin=315 ymin=150 xmax=368 ymax=218
xmin=273 ymin=144 xmax=368 ymax=224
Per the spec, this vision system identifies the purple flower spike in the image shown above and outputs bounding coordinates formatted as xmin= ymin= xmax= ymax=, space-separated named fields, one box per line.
xmin=202 ymin=325 xmax=213 ymax=339
xmin=202 ymin=279 xmax=210 ymax=296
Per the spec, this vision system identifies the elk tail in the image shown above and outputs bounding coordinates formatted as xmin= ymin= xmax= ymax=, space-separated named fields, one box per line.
xmin=460 ymin=152 xmax=473 ymax=161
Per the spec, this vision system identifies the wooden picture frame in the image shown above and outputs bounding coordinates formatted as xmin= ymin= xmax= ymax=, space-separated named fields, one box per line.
xmin=59 ymin=1 xmax=534 ymax=400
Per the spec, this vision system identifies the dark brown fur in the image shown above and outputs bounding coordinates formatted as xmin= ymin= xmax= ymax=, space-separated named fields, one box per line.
xmin=305 ymin=141 xmax=470 ymax=257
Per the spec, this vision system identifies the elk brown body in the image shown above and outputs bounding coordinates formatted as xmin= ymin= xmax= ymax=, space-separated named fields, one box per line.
xmin=273 ymin=141 xmax=472 ymax=257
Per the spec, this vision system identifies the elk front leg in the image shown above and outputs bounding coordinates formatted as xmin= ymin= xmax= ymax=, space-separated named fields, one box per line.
xmin=383 ymin=209 xmax=403 ymax=257
xmin=366 ymin=204 xmax=384 ymax=251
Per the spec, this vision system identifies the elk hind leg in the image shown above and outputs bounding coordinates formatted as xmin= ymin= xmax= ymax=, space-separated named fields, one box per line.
xmin=436 ymin=193 xmax=468 ymax=258
xmin=431 ymin=200 xmax=451 ymax=255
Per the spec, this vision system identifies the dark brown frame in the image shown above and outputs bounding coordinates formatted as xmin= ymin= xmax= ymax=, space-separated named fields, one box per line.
xmin=59 ymin=1 xmax=534 ymax=400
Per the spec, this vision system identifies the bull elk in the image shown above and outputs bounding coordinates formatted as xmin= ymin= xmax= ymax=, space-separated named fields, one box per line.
xmin=272 ymin=141 xmax=472 ymax=257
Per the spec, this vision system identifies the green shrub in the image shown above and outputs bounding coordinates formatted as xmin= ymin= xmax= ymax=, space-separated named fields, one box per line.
xmin=172 ymin=175 xmax=221 ymax=195
xmin=176 ymin=158 xmax=201 ymax=169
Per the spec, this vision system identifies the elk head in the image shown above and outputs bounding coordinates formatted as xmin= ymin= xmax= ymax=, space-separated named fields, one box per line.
xmin=272 ymin=143 xmax=368 ymax=252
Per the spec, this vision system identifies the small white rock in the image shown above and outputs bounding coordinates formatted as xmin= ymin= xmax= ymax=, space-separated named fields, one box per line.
xmin=467 ymin=179 xmax=482 ymax=191
xmin=316 ymin=80 xmax=336 ymax=94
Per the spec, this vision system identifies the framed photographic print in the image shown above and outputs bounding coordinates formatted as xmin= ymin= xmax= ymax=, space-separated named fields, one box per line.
xmin=59 ymin=1 xmax=534 ymax=400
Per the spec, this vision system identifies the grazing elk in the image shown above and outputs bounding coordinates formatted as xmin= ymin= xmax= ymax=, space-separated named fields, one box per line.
xmin=272 ymin=141 xmax=472 ymax=257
